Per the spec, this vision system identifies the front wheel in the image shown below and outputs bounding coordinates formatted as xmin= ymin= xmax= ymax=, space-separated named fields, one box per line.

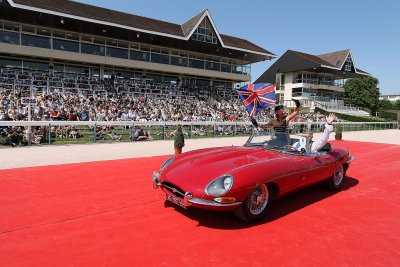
xmin=325 ymin=164 xmax=346 ymax=190
xmin=234 ymin=184 xmax=273 ymax=223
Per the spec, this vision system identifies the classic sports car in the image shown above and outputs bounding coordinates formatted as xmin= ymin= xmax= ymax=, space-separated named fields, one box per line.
xmin=152 ymin=131 xmax=354 ymax=222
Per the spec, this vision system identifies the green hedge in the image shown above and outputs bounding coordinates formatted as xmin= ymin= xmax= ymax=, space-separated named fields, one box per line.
xmin=314 ymin=107 xmax=387 ymax=122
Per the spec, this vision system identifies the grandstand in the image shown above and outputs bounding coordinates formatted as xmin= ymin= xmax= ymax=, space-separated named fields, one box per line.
xmin=0 ymin=0 xmax=275 ymax=103
xmin=256 ymin=49 xmax=371 ymax=116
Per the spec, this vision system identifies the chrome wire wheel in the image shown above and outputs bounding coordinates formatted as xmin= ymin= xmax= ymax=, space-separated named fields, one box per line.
xmin=246 ymin=184 xmax=269 ymax=215
xmin=333 ymin=165 xmax=344 ymax=186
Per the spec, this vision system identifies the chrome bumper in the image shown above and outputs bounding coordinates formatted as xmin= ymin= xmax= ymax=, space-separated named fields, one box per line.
xmin=188 ymin=198 xmax=242 ymax=207
xmin=152 ymin=172 xmax=242 ymax=208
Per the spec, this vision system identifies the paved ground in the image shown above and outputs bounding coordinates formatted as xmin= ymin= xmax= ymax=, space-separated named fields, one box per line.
xmin=1 ymin=129 xmax=399 ymax=170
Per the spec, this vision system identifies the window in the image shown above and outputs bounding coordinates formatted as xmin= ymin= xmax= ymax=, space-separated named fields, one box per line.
xmin=189 ymin=58 xmax=204 ymax=69
xmin=53 ymin=38 xmax=79 ymax=52
xmin=3 ymin=22 xmax=19 ymax=32
xmin=0 ymin=30 xmax=19 ymax=45
xmin=205 ymin=61 xmax=220 ymax=71
xmin=21 ymin=34 xmax=50 ymax=49
xmin=23 ymin=60 xmax=49 ymax=72
xmin=151 ymin=53 xmax=169 ymax=64
xmin=221 ymin=63 xmax=231 ymax=73
xmin=171 ymin=56 xmax=188 ymax=67
xmin=81 ymin=43 xmax=105 ymax=56
xmin=130 ymin=50 xmax=150 ymax=62
xmin=196 ymin=78 xmax=210 ymax=86
xmin=191 ymin=18 xmax=218 ymax=45
xmin=0 ymin=57 xmax=22 ymax=69
xmin=106 ymin=47 xmax=129 ymax=59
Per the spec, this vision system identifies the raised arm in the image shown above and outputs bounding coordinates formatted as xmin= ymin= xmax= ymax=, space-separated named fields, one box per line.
xmin=310 ymin=113 xmax=336 ymax=153
xmin=285 ymin=99 xmax=301 ymax=122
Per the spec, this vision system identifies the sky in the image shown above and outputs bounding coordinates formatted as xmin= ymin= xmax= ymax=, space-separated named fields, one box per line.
xmin=76 ymin=0 xmax=400 ymax=95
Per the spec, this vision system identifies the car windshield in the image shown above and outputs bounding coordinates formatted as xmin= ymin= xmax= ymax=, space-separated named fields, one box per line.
xmin=244 ymin=131 xmax=310 ymax=155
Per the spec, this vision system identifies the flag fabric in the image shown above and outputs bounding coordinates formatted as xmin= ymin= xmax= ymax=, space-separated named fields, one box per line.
xmin=237 ymin=83 xmax=276 ymax=116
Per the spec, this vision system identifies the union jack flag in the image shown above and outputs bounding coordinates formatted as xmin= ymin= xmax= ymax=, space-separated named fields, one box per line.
xmin=237 ymin=83 xmax=276 ymax=116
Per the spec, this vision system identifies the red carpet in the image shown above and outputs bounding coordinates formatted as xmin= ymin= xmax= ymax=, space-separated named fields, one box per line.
xmin=0 ymin=141 xmax=399 ymax=266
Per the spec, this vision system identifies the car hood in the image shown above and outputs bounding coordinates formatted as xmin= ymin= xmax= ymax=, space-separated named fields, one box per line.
xmin=161 ymin=146 xmax=288 ymax=193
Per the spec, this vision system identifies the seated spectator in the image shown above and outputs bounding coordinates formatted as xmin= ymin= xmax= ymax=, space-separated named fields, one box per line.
xmin=107 ymin=126 xmax=122 ymax=141
xmin=5 ymin=126 xmax=23 ymax=147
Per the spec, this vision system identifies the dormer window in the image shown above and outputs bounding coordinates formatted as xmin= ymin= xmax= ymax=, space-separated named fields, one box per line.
xmin=344 ymin=54 xmax=353 ymax=71
xmin=191 ymin=18 xmax=218 ymax=45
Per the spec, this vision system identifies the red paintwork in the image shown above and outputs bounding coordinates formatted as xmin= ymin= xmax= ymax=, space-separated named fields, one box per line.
xmin=159 ymin=145 xmax=352 ymax=211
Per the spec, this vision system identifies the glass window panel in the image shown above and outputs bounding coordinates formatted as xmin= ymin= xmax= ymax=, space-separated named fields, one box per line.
xmin=151 ymin=53 xmax=169 ymax=64
xmin=170 ymin=50 xmax=180 ymax=56
xmin=53 ymin=30 xmax=65 ymax=38
xmin=37 ymin=28 xmax=51 ymax=36
xmin=23 ymin=60 xmax=49 ymax=72
xmin=108 ymin=39 xmax=118 ymax=46
xmin=53 ymin=38 xmax=79 ymax=52
xmin=92 ymin=37 xmax=105 ymax=45
xmin=189 ymin=59 xmax=204 ymax=69
xmin=54 ymin=63 xmax=65 ymax=73
xmin=3 ymin=22 xmax=20 ymax=32
xmin=221 ymin=63 xmax=232 ymax=73
xmin=151 ymin=47 xmax=161 ymax=53
xmin=115 ymin=70 xmax=134 ymax=79
xmin=147 ymin=73 xmax=162 ymax=83
xmin=0 ymin=57 xmax=22 ymax=68
xmin=131 ymin=43 xmax=139 ymax=50
xmin=205 ymin=61 xmax=220 ymax=71
xmin=0 ymin=30 xmax=19 ymax=45
xmin=21 ymin=25 xmax=35 ymax=33
xmin=64 ymin=65 xmax=88 ymax=75
xmin=130 ymin=50 xmax=150 ymax=61
xmin=233 ymin=65 xmax=243 ymax=74
xmin=141 ymin=45 xmax=150 ymax=52
xmin=65 ymin=32 xmax=79 ymax=41
xmin=171 ymin=56 xmax=187 ymax=67
xmin=81 ymin=35 xmax=93 ymax=42
xmin=163 ymin=75 xmax=177 ymax=83
xmin=21 ymin=34 xmax=50 ymax=49
xmin=118 ymin=41 xmax=129 ymax=48
xmin=106 ymin=47 xmax=129 ymax=59
xmin=81 ymin=43 xmax=105 ymax=56
xmin=196 ymin=78 xmax=209 ymax=86
xmin=160 ymin=49 xmax=169 ymax=55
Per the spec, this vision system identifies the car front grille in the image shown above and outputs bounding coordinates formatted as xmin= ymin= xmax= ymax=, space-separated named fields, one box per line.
xmin=161 ymin=181 xmax=185 ymax=197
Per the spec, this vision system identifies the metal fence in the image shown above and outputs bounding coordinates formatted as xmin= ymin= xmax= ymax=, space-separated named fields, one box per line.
xmin=0 ymin=120 xmax=398 ymax=147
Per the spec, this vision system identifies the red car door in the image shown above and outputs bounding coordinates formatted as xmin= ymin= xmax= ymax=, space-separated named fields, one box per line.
xmin=274 ymin=156 xmax=310 ymax=194
xmin=304 ymin=152 xmax=336 ymax=185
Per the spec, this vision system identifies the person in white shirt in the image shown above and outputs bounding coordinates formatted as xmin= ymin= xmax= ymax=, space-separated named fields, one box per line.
xmin=293 ymin=113 xmax=336 ymax=153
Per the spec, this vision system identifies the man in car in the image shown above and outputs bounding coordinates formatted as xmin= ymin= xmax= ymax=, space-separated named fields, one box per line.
xmin=293 ymin=113 xmax=336 ymax=153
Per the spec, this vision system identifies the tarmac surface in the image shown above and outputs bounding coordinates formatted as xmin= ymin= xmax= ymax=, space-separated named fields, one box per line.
xmin=1 ymin=129 xmax=399 ymax=170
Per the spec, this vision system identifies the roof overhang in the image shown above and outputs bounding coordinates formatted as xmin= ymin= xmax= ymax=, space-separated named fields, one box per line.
xmin=5 ymin=0 xmax=275 ymax=62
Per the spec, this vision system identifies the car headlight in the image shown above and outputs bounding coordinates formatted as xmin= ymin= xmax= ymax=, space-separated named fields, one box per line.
xmin=205 ymin=174 xmax=234 ymax=197
xmin=160 ymin=157 xmax=174 ymax=171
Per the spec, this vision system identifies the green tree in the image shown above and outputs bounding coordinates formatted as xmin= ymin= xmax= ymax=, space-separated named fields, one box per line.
xmin=379 ymin=99 xmax=393 ymax=111
xmin=394 ymin=99 xmax=400 ymax=110
xmin=344 ymin=76 xmax=380 ymax=115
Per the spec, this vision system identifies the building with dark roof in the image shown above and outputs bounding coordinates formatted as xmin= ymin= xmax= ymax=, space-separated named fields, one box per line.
xmin=0 ymin=0 xmax=275 ymax=100
xmin=256 ymin=49 xmax=369 ymax=111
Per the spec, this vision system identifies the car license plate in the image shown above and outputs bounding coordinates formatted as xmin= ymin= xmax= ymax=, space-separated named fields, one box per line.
xmin=166 ymin=193 xmax=186 ymax=209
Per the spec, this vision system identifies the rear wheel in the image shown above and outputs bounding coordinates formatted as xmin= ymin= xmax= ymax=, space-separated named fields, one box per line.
xmin=234 ymin=184 xmax=273 ymax=223
xmin=326 ymin=164 xmax=346 ymax=190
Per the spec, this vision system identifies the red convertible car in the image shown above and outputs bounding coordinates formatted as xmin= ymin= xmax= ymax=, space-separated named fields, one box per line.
xmin=152 ymin=132 xmax=354 ymax=222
